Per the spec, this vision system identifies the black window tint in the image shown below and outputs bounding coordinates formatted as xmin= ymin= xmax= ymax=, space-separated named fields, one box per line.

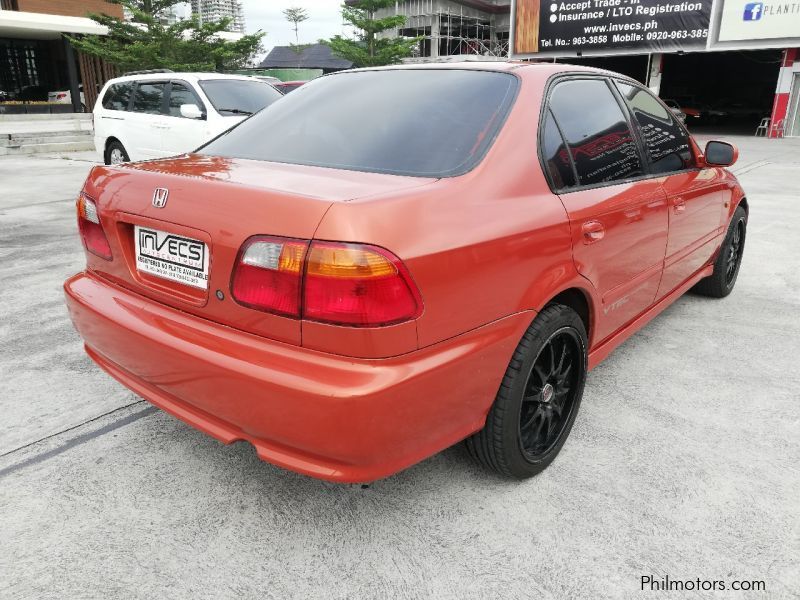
xmin=199 ymin=70 xmax=518 ymax=178
xmin=101 ymin=82 xmax=133 ymax=111
xmin=541 ymin=109 xmax=576 ymax=189
xmin=132 ymin=82 xmax=166 ymax=114
xmin=198 ymin=79 xmax=283 ymax=116
xmin=168 ymin=82 xmax=200 ymax=117
xmin=615 ymin=82 xmax=692 ymax=174
xmin=549 ymin=79 xmax=642 ymax=186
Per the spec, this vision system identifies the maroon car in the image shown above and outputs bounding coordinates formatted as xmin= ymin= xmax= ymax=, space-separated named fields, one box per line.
xmin=273 ymin=80 xmax=306 ymax=94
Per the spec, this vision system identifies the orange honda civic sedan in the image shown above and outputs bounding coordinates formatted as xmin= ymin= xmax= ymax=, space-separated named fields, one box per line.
xmin=65 ymin=63 xmax=747 ymax=483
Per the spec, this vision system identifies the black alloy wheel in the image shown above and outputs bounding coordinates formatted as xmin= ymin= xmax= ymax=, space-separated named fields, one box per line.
xmin=466 ymin=304 xmax=588 ymax=479
xmin=693 ymin=205 xmax=747 ymax=298
xmin=518 ymin=328 xmax=582 ymax=461
xmin=726 ymin=218 xmax=744 ymax=285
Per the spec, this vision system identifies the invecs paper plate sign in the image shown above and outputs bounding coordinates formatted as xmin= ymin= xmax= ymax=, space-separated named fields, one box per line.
xmin=134 ymin=226 xmax=210 ymax=290
xmin=513 ymin=0 xmax=713 ymax=55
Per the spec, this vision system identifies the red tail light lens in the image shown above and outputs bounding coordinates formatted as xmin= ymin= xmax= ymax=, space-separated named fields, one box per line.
xmin=304 ymin=242 xmax=422 ymax=327
xmin=77 ymin=193 xmax=112 ymax=260
xmin=231 ymin=238 xmax=422 ymax=327
xmin=231 ymin=236 xmax=308 ymax=317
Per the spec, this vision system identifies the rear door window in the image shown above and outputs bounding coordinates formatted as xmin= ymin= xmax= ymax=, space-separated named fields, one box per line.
xmin=547 ymin=79 xmax=643 ymax=187
xmin=615 ymin=81 xmax=693 ymax=174
xmin=132 ymin=82 xmax=166 ymax=114
xmin=101 ymin=82 xmax=133 ymax=111
xmin=541 ymin=109 xmax=576 ymax=189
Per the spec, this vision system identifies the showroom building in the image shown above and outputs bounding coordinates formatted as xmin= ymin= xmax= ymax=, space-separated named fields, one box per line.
xmin=510 ymin=0 xmax=800 ymax=137
xmin=0 ymin=0 xmax=119 ymax=112
xmin=374 ymin=0 xmax=800 ymax=137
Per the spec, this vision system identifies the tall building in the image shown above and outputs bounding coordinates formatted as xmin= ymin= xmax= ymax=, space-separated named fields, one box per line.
xmin=190 ymin=0 xmax=245 ymax=34
xmin=124 ymin=4 xmax=186 ymax=26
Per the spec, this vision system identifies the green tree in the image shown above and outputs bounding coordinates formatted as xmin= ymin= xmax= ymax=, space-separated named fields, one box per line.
xmin=282 ymin=7 xmax=309 ymax=44
xmin=68 ymin=0 xmax=264 ymax=72
xmin=326 ymin=0 xmax=417 ymax=68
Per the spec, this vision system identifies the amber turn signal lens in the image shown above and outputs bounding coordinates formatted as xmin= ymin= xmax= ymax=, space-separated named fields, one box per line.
xmin=306 ymin=244 xmax=397 ymax=279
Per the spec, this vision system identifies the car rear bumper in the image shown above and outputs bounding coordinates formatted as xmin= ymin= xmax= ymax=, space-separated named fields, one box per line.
xmin=64 ymin=271 xmax=529 ymax=482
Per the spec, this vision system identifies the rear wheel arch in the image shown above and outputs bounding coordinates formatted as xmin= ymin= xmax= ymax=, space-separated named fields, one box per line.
xmin=466 ymin=302 xmax=589 ymax=478
xmin=104 ymin=137 xmax=130 ymax=165
xmin=104 ymin=136 xmax=121 ymax=155
xmin=544 ymin=287 xmax=594 ymax=347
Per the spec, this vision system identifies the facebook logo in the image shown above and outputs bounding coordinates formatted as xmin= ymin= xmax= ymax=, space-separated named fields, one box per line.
xmin=743 ymin=2 xmax=764 ymax=20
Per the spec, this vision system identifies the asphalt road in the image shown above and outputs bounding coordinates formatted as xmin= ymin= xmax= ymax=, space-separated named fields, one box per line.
xmin=1 ymin=139 xmax=798 ymax=599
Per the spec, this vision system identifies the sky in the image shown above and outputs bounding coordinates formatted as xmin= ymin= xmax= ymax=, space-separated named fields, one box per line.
xmin=240 ymin=1 xmax=349 ymax=55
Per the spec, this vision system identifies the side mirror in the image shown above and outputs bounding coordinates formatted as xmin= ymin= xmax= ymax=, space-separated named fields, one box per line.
xmin=704 ymin=141 xmax=738 ymax=167
xmin=180 ymin=103 xmax=204 ymax=120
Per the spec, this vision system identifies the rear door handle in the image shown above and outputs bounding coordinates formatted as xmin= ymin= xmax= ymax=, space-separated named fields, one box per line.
xmin=581 ymin=220 xmax=605 ymax=244
xmin=672 ymin=196 xmax=687 ymax=212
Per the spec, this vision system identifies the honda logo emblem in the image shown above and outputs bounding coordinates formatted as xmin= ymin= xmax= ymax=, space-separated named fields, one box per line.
xmin=152 ymin=188 xmax=169 ymax=208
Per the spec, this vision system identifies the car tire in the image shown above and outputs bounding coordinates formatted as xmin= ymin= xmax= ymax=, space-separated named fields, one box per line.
xmin=105 ymin=140 xmax=130 ymax=166
xmin=692 ymin=205 xmax=747 ymax=298
xmin=466 ymin=304 xmax=588 ymax=479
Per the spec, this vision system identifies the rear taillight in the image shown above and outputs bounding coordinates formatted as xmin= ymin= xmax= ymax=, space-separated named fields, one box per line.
xmin=77 ymin=193 xmax=112 ymax=260
xmin=56 ymin=93 xmax=67 ymax=100
xmin=304 ymin=242 xmax=421 ymax=326
xmin=231 ymin=236 xmax=308 ymax=317
xmin=231 ymin=237 xmax=422 ymax=327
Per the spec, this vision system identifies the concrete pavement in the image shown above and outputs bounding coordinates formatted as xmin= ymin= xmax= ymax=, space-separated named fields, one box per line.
xmin=0 ymin=115 xmax=93 ymax=135
xmin=0 ymin=137 xmax=798 ymax=599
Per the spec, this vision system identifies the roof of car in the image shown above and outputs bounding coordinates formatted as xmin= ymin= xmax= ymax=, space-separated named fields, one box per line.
xmin=104 ymin=72 xmax=262 ymax=84
xmin=105 ymin=63 xmax=620 ymax=85
xmin=101 ymin=63 xmax=632 ymax=94
xmin=338 ymin=61 xmax=621 ymax=78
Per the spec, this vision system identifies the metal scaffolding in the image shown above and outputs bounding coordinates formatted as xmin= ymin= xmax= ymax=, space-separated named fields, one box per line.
xmin=394 ymin=1 xmax=509 ymax=59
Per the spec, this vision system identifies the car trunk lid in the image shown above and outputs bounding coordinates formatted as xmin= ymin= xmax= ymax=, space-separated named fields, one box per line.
xmin=81 ymin=154 xmax=435 ymax=346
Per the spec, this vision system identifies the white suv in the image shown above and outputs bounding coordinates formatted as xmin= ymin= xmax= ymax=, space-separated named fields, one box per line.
xmin=93 ymin=71 xmax=283 ymax=165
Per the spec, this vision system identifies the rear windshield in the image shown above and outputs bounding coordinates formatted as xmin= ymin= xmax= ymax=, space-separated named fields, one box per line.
xmin=198 ymin=69 xmax=518 ymax=177
xmin=199 ymin=79 xmax=283 ymax=116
